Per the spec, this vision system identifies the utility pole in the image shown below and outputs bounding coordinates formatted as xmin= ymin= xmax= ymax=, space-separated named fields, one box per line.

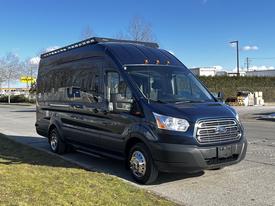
xmin=8 ymin=73 xmax=11 ymax=104
xmin=230 ymin=40 xmax=240 ymax=77
xmin=246 ymin=57 xmax=249 ymax=71
xmin=245 ymin=57 xmax=252 ymax=72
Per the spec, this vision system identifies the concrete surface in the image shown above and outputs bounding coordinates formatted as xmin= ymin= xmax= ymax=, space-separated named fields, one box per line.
xmin=0 ymin=104 xmax=274 ymax=206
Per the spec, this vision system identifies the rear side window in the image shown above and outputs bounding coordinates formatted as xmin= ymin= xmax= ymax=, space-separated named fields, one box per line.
xmin=38 ymin=58 xmax=103 ymax=103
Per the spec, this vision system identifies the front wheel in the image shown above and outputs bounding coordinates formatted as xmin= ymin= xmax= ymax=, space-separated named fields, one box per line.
xmin=128 ymin=143 xmax=158 ymax=184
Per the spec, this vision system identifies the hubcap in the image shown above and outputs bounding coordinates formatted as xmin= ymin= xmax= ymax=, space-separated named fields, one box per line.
xmin=130 ymin=151 xmax=146 ymax=177
xmin=50 ymin=132 xmax=58 ymax=151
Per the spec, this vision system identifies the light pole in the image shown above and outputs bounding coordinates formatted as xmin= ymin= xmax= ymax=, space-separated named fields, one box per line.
xmin=230 ymin=40 xmax=240 ymax=77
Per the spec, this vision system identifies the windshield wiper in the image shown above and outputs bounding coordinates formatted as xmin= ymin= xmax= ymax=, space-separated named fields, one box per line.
xmin=173 ymin=100 xmax=207 ymax=104
xmin=149 ymin=99 xmax=166 ymax=104
xmin=174 ymin=100 xmax=192 ymax=104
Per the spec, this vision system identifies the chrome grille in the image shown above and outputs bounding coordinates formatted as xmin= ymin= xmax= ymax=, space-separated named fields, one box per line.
xmin=196 ymin=119 xmax=241 ymax=144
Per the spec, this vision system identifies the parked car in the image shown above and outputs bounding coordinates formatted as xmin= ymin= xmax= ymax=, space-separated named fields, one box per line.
xmin=36 ymin=37 xmax=247 ymax=184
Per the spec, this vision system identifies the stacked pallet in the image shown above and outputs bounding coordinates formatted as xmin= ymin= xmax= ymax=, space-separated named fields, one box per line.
xmin=254 ymin=91 xmax=265 ymax=106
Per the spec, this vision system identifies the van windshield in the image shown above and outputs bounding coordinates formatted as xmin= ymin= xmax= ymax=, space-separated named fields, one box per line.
xmin=127 ymin=66 xmax=215 ymax=103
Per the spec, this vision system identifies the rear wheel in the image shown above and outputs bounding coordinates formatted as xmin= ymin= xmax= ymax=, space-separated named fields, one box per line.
xmin=128 ymin=143 xmax=158 ymax=184
xmin=49 ymin=128 xmax=67 ymax=154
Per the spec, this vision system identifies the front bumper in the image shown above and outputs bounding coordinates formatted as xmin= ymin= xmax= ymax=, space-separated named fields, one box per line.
xmin=150 ymin=138 xmax=247 ymax=173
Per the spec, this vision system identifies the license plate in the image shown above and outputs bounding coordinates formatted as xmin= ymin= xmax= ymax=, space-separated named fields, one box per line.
xmin=218 ymin=145 xmax=232 ymax=158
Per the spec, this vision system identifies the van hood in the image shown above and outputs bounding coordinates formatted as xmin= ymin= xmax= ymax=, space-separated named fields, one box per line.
xmin=150 ymin=102 xmax=237 ymax=123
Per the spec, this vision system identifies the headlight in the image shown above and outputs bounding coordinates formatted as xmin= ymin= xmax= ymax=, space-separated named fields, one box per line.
xmin=153 ymin=113 xmax=190 ymax=132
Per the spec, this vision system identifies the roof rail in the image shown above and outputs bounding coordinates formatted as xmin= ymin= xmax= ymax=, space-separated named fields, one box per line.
xmin=40 ymin=37 xmax=159 ymax=59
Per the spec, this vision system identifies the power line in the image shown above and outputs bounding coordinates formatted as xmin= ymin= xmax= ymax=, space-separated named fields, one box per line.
xmin=249 ymin=57 xmax=275 ymax=60
xmin=243 ymin=57 xmax=275 ymax=71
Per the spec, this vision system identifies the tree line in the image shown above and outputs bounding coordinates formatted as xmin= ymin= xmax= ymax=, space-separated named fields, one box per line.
xmin=199 ymin=76 xmax=275 ymax=102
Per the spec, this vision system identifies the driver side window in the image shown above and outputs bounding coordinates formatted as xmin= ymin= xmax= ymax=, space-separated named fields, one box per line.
xmin=106 ymin=71 xmax=133 ymax=111
xmin=107 ymin=72 xmax=119 ymax=101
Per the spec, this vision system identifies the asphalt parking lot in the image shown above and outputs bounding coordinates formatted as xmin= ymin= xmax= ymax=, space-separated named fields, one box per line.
xmin=0 ymin=104 xmax=274 ymax=206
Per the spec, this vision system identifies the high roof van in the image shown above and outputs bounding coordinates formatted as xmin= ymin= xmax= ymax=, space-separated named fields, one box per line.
xmin=36 ymin=37 xmax=247 ymax=184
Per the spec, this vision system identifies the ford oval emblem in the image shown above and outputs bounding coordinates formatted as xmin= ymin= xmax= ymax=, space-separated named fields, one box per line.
xmin=217 ymin=126 xmax=227 ymax=133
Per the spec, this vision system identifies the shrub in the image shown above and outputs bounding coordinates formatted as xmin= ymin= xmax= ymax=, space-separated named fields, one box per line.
xmin=0 ymin=95 xmax=35 ymax=103
xmin=199 ymin=76 xmax=275 ymax=102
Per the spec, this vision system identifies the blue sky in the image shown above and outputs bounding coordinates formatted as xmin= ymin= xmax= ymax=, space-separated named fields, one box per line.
xmin=0 ymin=0 xmax=275 ymax=72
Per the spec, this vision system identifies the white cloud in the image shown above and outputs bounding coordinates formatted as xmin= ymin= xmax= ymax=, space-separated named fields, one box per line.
xmin=242 ymin=45 xmax=259 ymax=51
xmin=29 ymin=56 xmax=40 ymax=65
xmin=28 ymin=46 xmax=60 ymax=65
xmin=232 ymin=65 xmax=275 ymax=72
xmin=249 ymin=65 xmax=274 ymax=71
xmin=229 ymin=42 xmax=237 ymax=48
xmin=45 ymin=46 xmax=60 ymax=52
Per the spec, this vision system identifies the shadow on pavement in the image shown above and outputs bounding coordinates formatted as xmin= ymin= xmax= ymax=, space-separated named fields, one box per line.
xmin=4 ymin=135 xmax=206 ymax=185
xmin=11 ymin=109 xmax=36 ymax=113
xmin=257 ymin=118 xmax=275 ymax=122
xmin=253 ymin=112 xmax=275 ymax=122
xmin=154 ymin=171 xmax=204 ymax=184
xmin=253 ymin=112 xmax=275 ymax=116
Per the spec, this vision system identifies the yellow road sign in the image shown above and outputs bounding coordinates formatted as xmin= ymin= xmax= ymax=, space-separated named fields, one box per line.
xmin=20 ymin=76 xmax=36 ymax=83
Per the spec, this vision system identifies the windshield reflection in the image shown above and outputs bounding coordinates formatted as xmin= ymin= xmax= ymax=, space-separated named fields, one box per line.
xmin=127 ymin=66 xmax=214 ymax=103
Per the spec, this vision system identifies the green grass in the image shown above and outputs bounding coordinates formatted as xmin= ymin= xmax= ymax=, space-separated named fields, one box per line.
xmin=0 ymin=134 xmax=175 ymax=206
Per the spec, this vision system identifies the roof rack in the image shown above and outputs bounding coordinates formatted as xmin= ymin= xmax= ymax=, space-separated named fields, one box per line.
xmin=40 ymin=37 xmax=159 ymax=59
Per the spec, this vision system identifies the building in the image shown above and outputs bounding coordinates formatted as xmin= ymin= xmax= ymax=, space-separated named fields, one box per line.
xmin=227 ymin=71 xmax=246 ymax=77
xmin=0 ymin=88 xmax=29 ymax=96
xmin=190 ymin=67 xmax=217 ymax=76
xmin=216 ymin=71 xmax=228 ymax=76
xmin=246 ymin=69 xmax=275 ymax=77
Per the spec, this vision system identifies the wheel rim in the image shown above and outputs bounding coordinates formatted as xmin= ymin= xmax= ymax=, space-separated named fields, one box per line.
xmin=50 ymin=132 xmax=58 ymax=151
xmin=130 ymin=151 xmax=146 ymax=178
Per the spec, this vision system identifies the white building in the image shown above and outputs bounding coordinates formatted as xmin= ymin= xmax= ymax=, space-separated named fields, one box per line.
xmin=190 ymin=67 xmax=217 ymax=76
xmin=190 ymin=67 xmax=275 ymax=77
xmin=0 ymin=88 xmax=29 ymax=96
xmin=246 ymin=69 xmax=275 ymax=77
xmin=227 ymin=71 xmax=246 ymax=77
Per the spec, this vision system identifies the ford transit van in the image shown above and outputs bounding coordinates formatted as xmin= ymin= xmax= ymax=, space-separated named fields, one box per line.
xmin=36 ymin=37 xmax=247 ymax=184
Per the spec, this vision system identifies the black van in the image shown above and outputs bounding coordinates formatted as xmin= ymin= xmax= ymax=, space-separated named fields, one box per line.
xmin=36 ymin=37 xmax=247 ymax=184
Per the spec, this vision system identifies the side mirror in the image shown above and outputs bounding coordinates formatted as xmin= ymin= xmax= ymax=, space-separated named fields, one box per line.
xmin=109 ymin=93 xmax=133 ymax=112
xmin=212 ymin=92 xmax=224 ymax=102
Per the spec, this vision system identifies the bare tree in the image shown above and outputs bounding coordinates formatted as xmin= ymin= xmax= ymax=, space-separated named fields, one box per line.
xmin=0 ymin=58 xmax=5 ymax=88
xmin=0 ymin=53 xmax=22 ymax=103
xmin=116 ymin=16 xmax=156 ymax=42
xmin=80 ymin=26 xmax=95 ymax=40
xmin=128 ymin=16 xmax=155 ymax=41
xmin=21 ymin=58 xmax=39 ymax=88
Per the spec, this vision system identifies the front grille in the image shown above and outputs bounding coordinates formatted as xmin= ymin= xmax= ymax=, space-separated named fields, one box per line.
xmin=196 ymin=118 xmax=241 ymax=144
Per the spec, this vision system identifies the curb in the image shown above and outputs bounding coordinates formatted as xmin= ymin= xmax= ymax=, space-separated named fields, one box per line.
xmin=0 ymin=103 xmax=35 ymax=106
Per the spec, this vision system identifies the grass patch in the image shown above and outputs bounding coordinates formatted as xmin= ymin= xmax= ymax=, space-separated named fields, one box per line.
xmin=0 ymin=134 xmax=175 ymax=206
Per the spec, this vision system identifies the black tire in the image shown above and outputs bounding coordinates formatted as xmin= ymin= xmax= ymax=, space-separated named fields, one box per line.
xmin=128 ymin=143 xmax=158 ymax=184
xmin=49 ymin=128 xmax=67 ymax=154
